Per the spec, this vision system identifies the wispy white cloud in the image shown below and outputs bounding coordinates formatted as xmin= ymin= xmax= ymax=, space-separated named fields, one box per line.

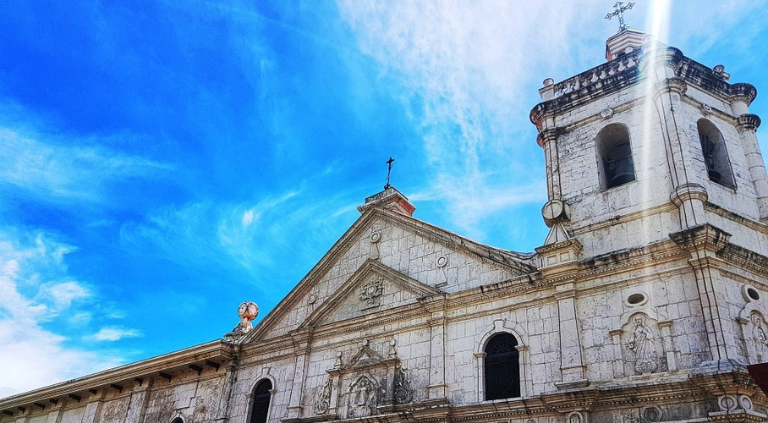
xmin=120 ymin=186 xmax=358 ymax=297
xmin=335 ymin=1 xmax=610 ymax=239
xmin=0 ymin=230 xmax=131 ymax=395
xmin=88 ymin=327 xmax=142 ymax=342
xmin=335 ymin=0 xmax=766 ymax=242
xmin=0 ymin=102 xmax=172 ymax=206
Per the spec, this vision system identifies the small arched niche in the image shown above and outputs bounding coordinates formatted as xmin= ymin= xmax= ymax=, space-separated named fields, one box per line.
xmin=698 ymin=119 xmax=735 ymax=189
xmin=596 ymin=124 xmax=636 ymax=189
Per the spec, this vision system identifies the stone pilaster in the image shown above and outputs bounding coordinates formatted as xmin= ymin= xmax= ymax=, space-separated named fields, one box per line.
xmin=554 ymin=282 xmax=589 ymax=389
xmin=287 ymin=328 xmax=313 ymax=418
xmin=736 ymin=113 xmax=768 ymax=221
xmin=671 ymin=224 xmax=736 ymax=364
xmin=126 ymin=378 xmax=152 ymax=423
xmin=423 ymin=297 xmax=448 ymax=399
xmin=81 ymin=389 xmax=106 ymax=423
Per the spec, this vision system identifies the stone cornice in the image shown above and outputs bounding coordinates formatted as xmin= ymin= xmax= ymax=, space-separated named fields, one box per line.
xmin=373 ymin=212 xmax=536 ymax=272
xmin=737 ymin=114 xmax=762 ymax=131
xmin=704 ymin=202 xmax=768 ymax=235
xmin=669 ymin=224 xmax=732 ymax=254
xmin=576 ymin=239 xmax=686 ymax=279
xmin=569 ymin=202 xmax=677 ymax=236
xmin=530 ymin=48 xmax=644 ymax=125
xmin=677 ymin=57 xmax=758 ymax=105
xmin=530 ymin=45 xmax=759 ymax=131
xmin=717 ymin=243 xmax=768 ymax=276
xmin=0 ymin=340 xmax=232 ymax=412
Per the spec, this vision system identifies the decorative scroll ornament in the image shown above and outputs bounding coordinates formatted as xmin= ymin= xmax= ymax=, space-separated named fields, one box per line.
xmin=359 ymin=279 xmax=384 ymax=306
xmin=314 ymin=377 xmax=331 ymax=415
xmin=626 ymin=315 xmax=658 ymax=374
xmin=393 ymin=363 xmax=413 ymax=404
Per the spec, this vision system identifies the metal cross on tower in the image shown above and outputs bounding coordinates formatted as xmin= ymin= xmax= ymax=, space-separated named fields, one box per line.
xmin=605 ymin=2 xmax=634 ymax=33
xmin=384 ymin=157 xmax=395 ymax=189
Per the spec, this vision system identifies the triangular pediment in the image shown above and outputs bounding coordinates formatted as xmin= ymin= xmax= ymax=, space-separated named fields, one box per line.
xmin=347 ymin=341 xmax=387 ymax=369
xmin=300 ymin=259 xmax=442 ymax=328
xmin=240 ymin=208 xmax=535 ymax=344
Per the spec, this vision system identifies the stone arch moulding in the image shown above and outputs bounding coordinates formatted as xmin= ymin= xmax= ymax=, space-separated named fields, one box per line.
xmin=474 ymin=318 xmax=530 ymax=401
xmin=245 ymin=368 xmax=277 ymax=423
xmin=610 ymin=310 xmax=676 ymax=378
xmin=247 ymin=367 xmax=277 ymax=398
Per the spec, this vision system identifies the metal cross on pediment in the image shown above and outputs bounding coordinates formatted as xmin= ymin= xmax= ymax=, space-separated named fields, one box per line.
xmin=385 ymin=157 xmax=395 ymax=189
xmin=605 ymin=2 xmax=634 ymax=33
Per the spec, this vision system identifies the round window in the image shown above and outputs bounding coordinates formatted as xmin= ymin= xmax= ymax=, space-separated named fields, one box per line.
xmin=626 ymin=292 xmax=647 ymax=307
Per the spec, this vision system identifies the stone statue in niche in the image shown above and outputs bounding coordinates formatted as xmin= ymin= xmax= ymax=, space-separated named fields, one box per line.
xmin=393 ymin=363 xmax=413 ymax=404
xmin=314 ymin=377 xmax=331 ymax=415
xmin=626 ymin=314 xmax=658 ymax=374
xmin=751 ymin=313 xmax=768 ymax=361
xmin=348 ymin=375 xmax=378 ymax=417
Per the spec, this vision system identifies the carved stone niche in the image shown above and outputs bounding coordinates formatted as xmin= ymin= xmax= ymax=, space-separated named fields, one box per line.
xmin=322 ymin=340 xmax=413 ymax=420
xmin=614 ymin=311 xmax=672 ymax=376
xmin=737 ymin=293 xmax=768 ymax=365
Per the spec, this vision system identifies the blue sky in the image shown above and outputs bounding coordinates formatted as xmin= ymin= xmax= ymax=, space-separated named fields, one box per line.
xmin=1 ymin=0 xmax=766 ymax=395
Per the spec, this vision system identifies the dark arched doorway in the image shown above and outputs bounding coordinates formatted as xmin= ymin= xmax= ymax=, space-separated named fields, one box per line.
xmin=484 ymin=333 xmax=520 ymax=400
xmin=249 ymin=379 xmax=273 ymax=423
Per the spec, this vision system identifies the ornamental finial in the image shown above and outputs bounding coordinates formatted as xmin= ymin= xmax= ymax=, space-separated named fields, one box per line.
xmin=224 ymin=301 xmax=259 ymax=341
xmin=605 ymin=2 xmax=634 ymax=33
xmin=385 ymin=157 xmax=395 ymax=189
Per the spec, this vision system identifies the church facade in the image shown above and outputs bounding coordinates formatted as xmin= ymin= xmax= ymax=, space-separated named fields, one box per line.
xmin=3 ymin=30 xmax=768 ymax=423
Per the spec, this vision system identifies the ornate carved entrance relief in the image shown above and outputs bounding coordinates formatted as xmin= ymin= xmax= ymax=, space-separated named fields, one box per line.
xmin=347 ymin=374 xmax=379 ymax=418
xmin=322 ymin=339 xmax=414 ymax=419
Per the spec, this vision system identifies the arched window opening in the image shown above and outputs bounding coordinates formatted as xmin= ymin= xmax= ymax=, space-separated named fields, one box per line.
xmin=484 ymin=333 xmax=520 ymax=400
xmin=698 ymin=119 xmax=735 ymax=188
xmin=597 ymin=124 xmax=636 ymax=189
xmin=171 ymin=419 xmax=184 ymax=423
xmin=249 ymin=379 xmax=273 ymax=423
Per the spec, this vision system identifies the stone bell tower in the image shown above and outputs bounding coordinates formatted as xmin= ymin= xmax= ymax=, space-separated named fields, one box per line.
xmin=530 ymin=29 xmax=768 ymax=262
xmin=528 ymin=27 xmax=768 ymax=421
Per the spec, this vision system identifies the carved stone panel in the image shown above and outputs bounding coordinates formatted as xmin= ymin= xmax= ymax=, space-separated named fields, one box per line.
xmin=745 ymin=311 xmax=768 ymax=364
xmin=313 ymin=376 xmax=331 ymax=415
xmin=621 ymin=313 xmax=666 ymax=375
xmin=392 ymin=363 xmax=413 ymax=404
xmin=347 ymin=374 xmax=379 ymax=418
xmin=327 ymin=339 xmax=414 ymax=420
xmin=359 ymin=278 xmax=384 ymax=310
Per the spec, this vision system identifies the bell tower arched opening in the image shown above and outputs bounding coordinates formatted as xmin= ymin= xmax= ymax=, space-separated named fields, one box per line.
xmin=597 ymin=123 xmax=636 ymax=190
